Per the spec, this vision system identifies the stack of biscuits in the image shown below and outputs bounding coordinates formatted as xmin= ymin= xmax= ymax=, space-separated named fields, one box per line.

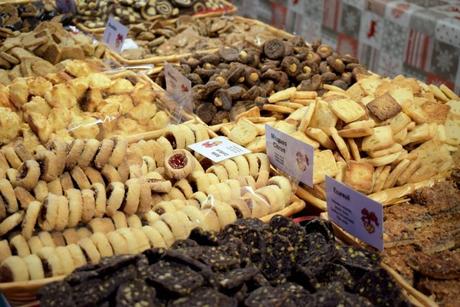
xmin=0 ymin=68 xmax=174 ymax=148
xmin=0 ymin=22 xmax=108 ymax=85
xmin=0 ymin=122 xmax=298 ymax=282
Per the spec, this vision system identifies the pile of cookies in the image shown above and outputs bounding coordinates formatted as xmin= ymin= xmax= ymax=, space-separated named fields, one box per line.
xmin=37 ymin=217 xmax=408 ymax=306
xmin=75 ymin=0 xmax=232 ymax=29
xmin=0 ymin=22 xmax=108 ymax=85
xmin=119 ymin=16 xmax=284 ymax=60
xmin=0 ymin=121 xmax=298 ymax=282
xmin=0 ymin=67 xmax=175 ymax=147
xmin=214 ymin=74 xmax=459 ymax=204
xmin=0 ymin=1 xmax=59 ymax=39
xmin=154 ymin=36 xmax=367 ymax=124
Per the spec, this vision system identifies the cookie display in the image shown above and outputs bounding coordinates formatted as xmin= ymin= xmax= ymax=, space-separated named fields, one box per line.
xmin=37 ymin=216 xmax=408 ymax=306
xmin=75 ymin=0 xmax=234 ymax=29
xmin=0 ymin=22 xmax=108 ymax=86
xmin=154 ymin=36 xmax=366 ymax=124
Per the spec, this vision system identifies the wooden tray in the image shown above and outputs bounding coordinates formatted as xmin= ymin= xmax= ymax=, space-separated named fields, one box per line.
xmin=106 ymin=16 xmax=294 ymax=66
xmin=75 ymin=0 xmax=237 ymax=34
xmin=0 ymin=198 xmax=305 ymax=306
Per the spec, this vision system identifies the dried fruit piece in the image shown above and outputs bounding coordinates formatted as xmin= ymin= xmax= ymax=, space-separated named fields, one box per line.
xmin=195 ymin=103 xmax=217 ymax=124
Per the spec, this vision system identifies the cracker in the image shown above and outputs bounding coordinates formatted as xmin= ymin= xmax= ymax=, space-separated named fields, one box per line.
xmin=388 ymin=112 xmax=411 ymax=134
xmin=338 ymin=127 xmax=373 ymax=138
xmin=347 ymin=138 xmax=360 ymax=161
xmin=359 ymin=76 xmax=381 ymax=96
xmin=313 ymin=150 xmax=339 ymax=184
xmin=366 ymin=151 xmax=401 ymax=167
xmin=367 ymin=93 xmax=402 ymax=121
xmin=306 ymin=128 xmax=336 ymax=149
xmin=401 ymin=123 xmax=432 ymax=146
xmin=235 ymin=106 xmax=261 ymax=120
xmin=368 ymin=143 xmax=402 ymax=158
xmin=447 ymin=100 xmax=460 ymax=119
xmin=268 ymin=87 xmax=296 ymax=103
xmin=329 ymin=127 xmax=351 ymax=161
xmin=445 ymin=118 xmax=460 ymax=145
xmin=393 ymin=127 xmax=408 ymax=143
xmin=229 ymin=119 xmax=258 ymax=146
xmin=344 ymin=161 xmax=374 ymax=194
xmin=421 ymin=101 xmax=450 ymax=124
xmin=291 ymin=131 xmax=320 ymax=149
xmin=389 ymin=87 xmax=413 ymax=105
xmin=440 ymin=84 xmax=459 ymax=100
xmin=309 ymin=100 xmax=338 ymax=132
xmin=429 ymin=84 xmax=448 ymax=102
xmin=372 ymin=165 xmax=391 ymax=193
xmin=383 ymin=159 xmax=410 ymax=189
xmin=298 ymin=101 xmax=316 ymax=132
xmin=246 ymin=136 xmax=266 ymax=153
xmin=401 ymin=103 xmax=427 ymax=124
xmin=329 ymin=98 xmax=366 ymax=123
xmin=361 ymin=126 xmax=394 ymax=152
xmin=344 ymin=119 xmax=376 ymax=130
xmin=262 ymin=104 xmax=295 ymax=114
xmin=293 ymin=91 xmax=317 ymax=100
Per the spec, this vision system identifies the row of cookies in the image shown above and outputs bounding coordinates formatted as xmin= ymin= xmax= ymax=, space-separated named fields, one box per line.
xmin=215 ymin=74 xmax=458 ymax=202
xmin=0 ymin=172 xmax=294 ymax=282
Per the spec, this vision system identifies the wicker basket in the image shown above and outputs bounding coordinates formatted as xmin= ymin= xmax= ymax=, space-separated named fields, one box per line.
xmin=75 ymin=0 xmax=237 ymax=34
xmin=105 ymin=15 xmax=294 ymax=66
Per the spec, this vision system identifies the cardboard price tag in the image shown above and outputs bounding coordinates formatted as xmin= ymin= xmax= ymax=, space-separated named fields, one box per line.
xmin=265 ymin=125 xmax=314 ymax=187
xmin=326 ymin=176 xmax=384 ymax=250
xmin=188 ymin=137 xmax=251 ymax=163
xmin=164 ymin=63 xmax=193 ymax=114
xmin=56 ymin=0 xmax=76 ymax=14
xmin=102 ymin=16 xmax=128 ymax=52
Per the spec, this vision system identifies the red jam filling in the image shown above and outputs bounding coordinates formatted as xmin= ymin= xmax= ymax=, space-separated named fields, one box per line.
xmin=168 ymin=154 xmax=187 ymax=169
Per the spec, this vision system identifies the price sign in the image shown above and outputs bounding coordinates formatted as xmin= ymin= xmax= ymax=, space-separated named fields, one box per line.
xmin=188 ymin=137 xmax=251 ymax=163
xmin=56 ymin=0 xmax=76 ymax=14
xmin=164 ymin=63 xmax=193 ymax=114
xmin=102 ymin=16 xmax=128 ymax=53
xmin=266 ymin=125 xmax=314 ymax=187
xmin=326 ymin=176 xmax=384 ymax=250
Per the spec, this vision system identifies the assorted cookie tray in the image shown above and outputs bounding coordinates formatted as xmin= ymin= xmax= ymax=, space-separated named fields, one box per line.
xmin=75 ymin=0 xmax=236 ymax=33
xmin=106 ymin=16 xmax=293 ymax=66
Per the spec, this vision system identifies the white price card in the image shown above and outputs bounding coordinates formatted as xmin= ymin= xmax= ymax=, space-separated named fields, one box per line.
xmin=326 ymin=176 xmax=384 ymax=250
xmin=188 ymin=137 xmax=251 ymax=163
xmin=102 ymin=16 xmax=128 ymax=53
xmin=56 ymin=0 xmax=76 ymax=14
xmin=164 ymin=63 xmax=193 ymax=113
xmin=265 ymin=125 xmax=314 ymax=187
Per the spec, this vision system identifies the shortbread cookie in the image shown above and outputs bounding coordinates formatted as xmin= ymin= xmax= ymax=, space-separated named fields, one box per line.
xmin=66 ymin=244 xmax=87 ymax=268
xmin=152 ymin=220 xmax=175 ymax=247
xmin=37 ymin=247 xmax=64 ymax=277
xmin=142 ymin=225 xmax=167 ymax=248
xmin=117 ymin=228 xmax=139 ymax=254
xmin=106 ymin=182 xmax=125 ymax=216
xmin=127 ymin=214 xmax=142 ymax=229
xmin=65 ymin=189 xmax=82 ymax=228
xmin=34 ymin=180 xmax=48 ymax=202
xmin=47 ymin=178 xmax=63 ymax=195
xmin=10 ymin=234 xmax=31 ymax=257
xmin=0 ymin=256 xmax=29 ymax=282
xmin=28 ymin=236 xmax=44 ymax=254
xmin=83 ymin=167 xmax=104 ymax=185
xmin=63 ymin=228 xmax=80 ymax=245
xmin=0 ymin=178 xmax=18 ymax=213
xmin=78 ymin=238 xmax=101 ymax=265
xmin=70 ymin=166 xmax=91 ymax=190
xmin=108 ymin=137 xmax=127 ymax=167
xmin=66 ymin=139 xmax=85 ymax=170
xmin=35 ymin=150 xmax=59 ymax=182
xmin=106 ymin=231 xmax=129 ymax=255
xmin=55 ymin=246 xmax=75 ymax=275
xmin=122 ymin=179 xmax=141 ymax=215
xmin=91 ymin=233 xmax=114 ymax=258
xmin=94 ymin=139 xmax=114 ymax=169
xmin=60 ymin=172 xmax=74 ymax=191
xmin=38 ymin=231 xmax=56 ymax=247
xmin=22 ymin=200 xmax=42 ymax=239
xmin=0 ymin=211 xmax=24 ymax=236
xmin=130 ymin=228 xmax=151 ymax=253
xmin=88 ymin=218 xmax=115 ymax=234
xmin=14 ymin=186 xmax=35 ymax=209
xmin=79 ymin=139 xmax=100 ymax=167
xmin=23 ymin=254 xmax=45 ymax=280
xmin=16 ymin=160 xmax=40 ymax=191
xmin=91 ymin=183 xmax=106 ymax=218
xmin=111 ymin=211 xmax=128 ymax=229
xmin=0 ymin=240 xmax=12 ymax=263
